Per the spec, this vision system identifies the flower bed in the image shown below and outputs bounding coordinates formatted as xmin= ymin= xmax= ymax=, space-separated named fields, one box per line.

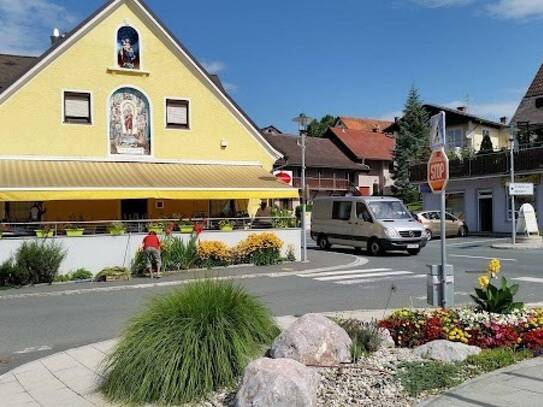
xmin=379 ymin=307 xmax=543 ymax=350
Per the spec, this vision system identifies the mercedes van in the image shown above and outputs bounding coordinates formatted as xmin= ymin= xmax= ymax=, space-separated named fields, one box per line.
xmin=310 ymin=196 xmax=428 ymax=255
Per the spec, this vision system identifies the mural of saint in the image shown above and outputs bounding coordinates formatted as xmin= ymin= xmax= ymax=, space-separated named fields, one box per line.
xmin=109 ymin=88 xmax=150 ymax=156
xmin=117 ymin=26 xmax=140 ymax=69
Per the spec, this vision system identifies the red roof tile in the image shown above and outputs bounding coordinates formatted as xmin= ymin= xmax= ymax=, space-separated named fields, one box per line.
xmin=328 ymin=127 xmax=395 ymax=161
xmin=337 ymin=116 xmax=393 ymax=133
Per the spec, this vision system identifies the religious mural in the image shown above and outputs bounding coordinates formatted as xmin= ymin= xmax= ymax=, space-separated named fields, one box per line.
xmin=117 ymin=26 xmax=140 ymax=69
xmin=109 ymin=87 xmax=151 ymax=156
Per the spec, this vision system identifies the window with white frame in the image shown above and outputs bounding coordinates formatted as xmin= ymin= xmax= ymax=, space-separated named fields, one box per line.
xmin=64 ymin=91 xmax=91 ymax=124
xmin=446 ymin=128 xmax=464 ymax=149
xmin=166 ymin=99 xmax=189 ymax=128
xmin=506 ymin=186 xmax=537 ymax=221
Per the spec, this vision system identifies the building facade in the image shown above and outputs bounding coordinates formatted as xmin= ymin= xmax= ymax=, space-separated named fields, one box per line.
xmin=0 ymin=0 xmax=296 ymax=225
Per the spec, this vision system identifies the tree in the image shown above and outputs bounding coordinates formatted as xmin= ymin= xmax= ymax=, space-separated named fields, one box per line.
xmin=392 ymin=86 xmax=430 ymax=202
xmin=307 ymin=115 xmax=337 ymax=138
xmin=479 ymin=133 xmax=494 ymax=154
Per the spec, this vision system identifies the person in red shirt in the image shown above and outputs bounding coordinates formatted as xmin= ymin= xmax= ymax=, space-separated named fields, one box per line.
xmin=142 ymin=231 xmax=161 ymax=278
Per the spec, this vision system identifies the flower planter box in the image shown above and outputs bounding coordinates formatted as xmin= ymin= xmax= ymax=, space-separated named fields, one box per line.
xmin=148 ymin=227 xmax=164 ymax=234
xmin=35 ymin=230 xmax=54 ymax=238
xmin=179 ymin=226 xmax=194 ymax=233
xmin=65 ymin=228 xmax=85 ymax=237
xmin=219 ymin=225 xmax=233 ymax=232
xmin=109 ymin=229 xmax=126 ymax=236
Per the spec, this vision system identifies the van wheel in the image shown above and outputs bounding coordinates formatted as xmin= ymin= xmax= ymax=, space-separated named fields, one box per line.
xmin=368 ymin=239 xmax=383 ymax=256
xmin=317 ymin=235 xmax=331 ymax=250
xmin=407 ymin=248 xmax=421 ymax=255
xmin=458 ymin=226 xmax=468 ymax=238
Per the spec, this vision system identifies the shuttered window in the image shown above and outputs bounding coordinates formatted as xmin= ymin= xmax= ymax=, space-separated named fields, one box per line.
xmin=166 ymin=99 xmax=189 ymax=128
xmin=64 ymin=92 xmax=91 ymax=124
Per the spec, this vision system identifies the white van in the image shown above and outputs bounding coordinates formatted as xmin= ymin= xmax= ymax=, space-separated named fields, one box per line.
xmin=310 ymin=196 xmax=428 ymax=255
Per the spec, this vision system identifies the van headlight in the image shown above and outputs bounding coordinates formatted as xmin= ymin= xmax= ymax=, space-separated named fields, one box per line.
xmin=384 ymin=227 xmax=399 ymax=238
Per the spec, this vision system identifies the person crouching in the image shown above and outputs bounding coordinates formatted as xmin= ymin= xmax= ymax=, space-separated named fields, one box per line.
xmin=142 ymin=231 xmax=161 ymax=278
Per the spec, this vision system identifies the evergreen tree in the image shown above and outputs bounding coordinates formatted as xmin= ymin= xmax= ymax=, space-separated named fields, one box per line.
xmin=479 ymin=133 xmax=494 ymax=154
xmin=392 ymin=86 xmax=430 ymax=202
xmin=307 ymin=115 xmax=337 ymax=138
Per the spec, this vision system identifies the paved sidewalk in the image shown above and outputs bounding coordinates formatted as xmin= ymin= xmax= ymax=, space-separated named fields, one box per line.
xmin=421 ymin=356 xmax=543 ymax=407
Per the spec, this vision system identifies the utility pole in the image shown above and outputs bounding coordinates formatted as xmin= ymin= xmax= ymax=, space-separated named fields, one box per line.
xmin=509 ymin=126 xmax=516 ymax=245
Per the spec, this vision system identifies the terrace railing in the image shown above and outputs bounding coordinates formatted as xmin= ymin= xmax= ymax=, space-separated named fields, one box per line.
xmin=0 ymin=216 xmax=298 ymax=238
xmin=292 ymin=177 xmax=351 ymax=190
xmin=409 ymin=146 xmax=543 ymax=182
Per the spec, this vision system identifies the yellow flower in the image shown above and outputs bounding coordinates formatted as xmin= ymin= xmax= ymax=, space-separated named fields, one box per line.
xmin=487 ymin=259 xmax=501 ymax=276
xmin=478 ymin=275 xmax=490 ymax=288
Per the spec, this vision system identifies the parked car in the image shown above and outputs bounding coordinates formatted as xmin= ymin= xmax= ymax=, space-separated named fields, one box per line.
xmin=310 ymin=196 xmax=428 ymax=256
xmin=414 ymin=210 xmax=468 ymax=240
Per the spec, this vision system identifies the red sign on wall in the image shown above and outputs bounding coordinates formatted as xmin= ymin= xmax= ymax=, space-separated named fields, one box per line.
xmin=273 ymin=170 xmax=293 ymax=186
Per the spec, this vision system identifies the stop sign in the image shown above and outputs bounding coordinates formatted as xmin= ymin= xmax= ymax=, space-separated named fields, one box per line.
xmin=427 ymin=148 xmax=449 ymax=194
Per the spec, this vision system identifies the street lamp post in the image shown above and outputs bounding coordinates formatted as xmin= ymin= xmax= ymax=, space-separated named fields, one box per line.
xmin=509 ymin=126 xmax=517 ymax=245
xmin=292 ymin=113 xmax=313 ymax=263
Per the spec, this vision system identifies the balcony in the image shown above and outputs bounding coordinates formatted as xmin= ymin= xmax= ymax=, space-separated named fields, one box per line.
xmin=410 ymin=146 xmax=543 ymax=182
xmin=293 ymin=176 xmax=351 ymax=190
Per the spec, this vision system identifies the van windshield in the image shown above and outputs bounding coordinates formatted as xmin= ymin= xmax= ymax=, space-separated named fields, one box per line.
xmin=367 ymin=201 xmax=412 ymax=220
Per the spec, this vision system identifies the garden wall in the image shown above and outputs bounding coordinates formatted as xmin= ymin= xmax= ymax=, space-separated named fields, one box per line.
xmin=0 ymin=229 xmax=302 ymax=274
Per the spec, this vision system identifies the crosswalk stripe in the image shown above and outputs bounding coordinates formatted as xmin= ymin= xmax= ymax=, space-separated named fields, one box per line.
xmin=298 ymin=268 xmax=391 ymax=278
xmin=338 ymin=274 xmax=425 ymax=285
xmin=315 ymin=271 xmax=413 ymax=281
xmin=513 ymin=277 xmax=543 ymax=284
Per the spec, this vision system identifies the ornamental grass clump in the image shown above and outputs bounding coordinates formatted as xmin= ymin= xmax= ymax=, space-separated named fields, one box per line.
xmin=100 ymin=280 xmax=279 ymax=405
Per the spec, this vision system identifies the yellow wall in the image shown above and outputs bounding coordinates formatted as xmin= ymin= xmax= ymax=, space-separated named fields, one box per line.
xmin=44 ymin=200 xmax=120 ymax=221
xmin=0 ymin=1 xmax=275 ymax=170
xmin=147 ymin=199 xmax=208 ymax=218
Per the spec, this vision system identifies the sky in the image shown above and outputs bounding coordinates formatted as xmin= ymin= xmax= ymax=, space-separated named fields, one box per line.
xmin=1 ymin=0 xmax=543 ymax=133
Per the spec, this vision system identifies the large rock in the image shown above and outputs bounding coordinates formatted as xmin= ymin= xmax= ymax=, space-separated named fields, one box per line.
xmin=235 ymin=357 xmax=320 ymax=407
xmin=270 ymin=313 xmax=352 ymax=366
xmin=378 ymin=328 xmax=396 ymax=349
xmin=415 ymin=340 xmax=481 ymax=362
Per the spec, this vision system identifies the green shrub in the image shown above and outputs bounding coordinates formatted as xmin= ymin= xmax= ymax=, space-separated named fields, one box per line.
xmin=0 ymin=259 xmax=32 ymax=287
xmin=70 ymin=268 xmax=93 ymax=280
xmin=15 ymin=240 xmax=66 ymax=284
xmin=100 ymin=280 xmax=279 ymax=405
xmin=336 ymin=319 xmax=382 ymax=362
xmin=53 ymin=274 xmax=71 ymax=283
xmin=466 ymin=348 xmax=533 ymax=374
xmin=162 ymin=235 xmax=198 ymax=271
xmin=397 ymin=361 xmax=467 ymax=397
xmin=95 ymin=267 xmax=130 ymax=281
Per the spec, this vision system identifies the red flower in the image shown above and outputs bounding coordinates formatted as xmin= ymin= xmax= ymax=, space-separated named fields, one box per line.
xmin=522 ymin=328 xmax=543 ymax=350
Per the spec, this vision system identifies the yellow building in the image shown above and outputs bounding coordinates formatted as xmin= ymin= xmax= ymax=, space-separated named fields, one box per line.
xmin=0 ymin=0 xmax=296 ymax=224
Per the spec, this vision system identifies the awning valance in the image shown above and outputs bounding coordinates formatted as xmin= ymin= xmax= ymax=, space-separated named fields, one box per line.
xmin=0 ymin=160 xmax=298 ymax=201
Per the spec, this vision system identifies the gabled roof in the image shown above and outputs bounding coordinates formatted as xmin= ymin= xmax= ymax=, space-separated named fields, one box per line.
xmin=336 ymin=116 xmax=393 ymax=133
xmin=384 ymin=103 xmax=506 ymax=132
xmin=0 ymin=0 xmax=281 ymax=161
xmin=511 ymin=62 xmax=543 ymax=126
xmin=261 ymin=125 xmax=283 ymax=135
xmin=0 ymin=54 xmax=39 ymax=93
xmin=262 ymin=133 xmax=368 ymax=171
xmin=327 ymin=127 xmax=395 ymax=161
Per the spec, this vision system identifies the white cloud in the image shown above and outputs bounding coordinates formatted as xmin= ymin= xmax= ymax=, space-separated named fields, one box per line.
xmin=0 ymin=0 xmax=77 ymax=55
xmin=201 ymin=60 xmax=226 ymax=74
xmin=485 ymin=0 xmax=543 ymax=19
xmin=378 ymin=110 xmax=404 ymax=121
xmin=411 ymin=0 xmax=473 ymax=8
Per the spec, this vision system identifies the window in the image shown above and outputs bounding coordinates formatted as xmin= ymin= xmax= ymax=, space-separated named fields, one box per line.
xmin=536 ymin=97 xmax=543 ymax=109
xmin=166 ymin=99 xmax=189 ymax=128
xmin=507 ymin=187 xmax=537 ymax=221
xmin=446 ymin=192 xmax=465 ymax=219
xmin=446 ymin=128 xmax=464 ymax=149
xmin=64 ymin=92 xmax=91 ymax=124
xmin=445 ymin=213 xmax=457 ymax=221
xmin=368 ymin=201 xmax=411 ymax=220
xmin=332 ymin=201 xmax=352 ymax=220
xmin=482 ymin=129 xmax=490 ymax=138
xmin=356 ymin=203 xmax=373 ymax=222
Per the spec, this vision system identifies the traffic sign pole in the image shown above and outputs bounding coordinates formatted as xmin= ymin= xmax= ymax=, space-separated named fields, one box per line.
xmin=440 ymin=188 xmax=447 ymax=307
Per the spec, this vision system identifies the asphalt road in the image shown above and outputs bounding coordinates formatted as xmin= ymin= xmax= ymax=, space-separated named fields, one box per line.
xmin=1 ymin=236 xmax=542 ymax=374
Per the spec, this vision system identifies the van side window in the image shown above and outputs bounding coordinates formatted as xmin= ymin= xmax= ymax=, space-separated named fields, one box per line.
xmin=332 ymin=201 xmax=352 ymax=220
xmin=356 ymin=203 xmax=372 ymax=222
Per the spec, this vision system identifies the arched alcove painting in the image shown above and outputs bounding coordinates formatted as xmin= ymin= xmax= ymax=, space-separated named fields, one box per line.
xmin=109 ymin=88 xmax=151 ymax=156
xmin=117 ymin=26 xmax=140 ymax=69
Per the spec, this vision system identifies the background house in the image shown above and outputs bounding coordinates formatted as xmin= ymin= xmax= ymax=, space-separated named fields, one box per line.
xmin=262 ymin=132 xmax=368 ymax=208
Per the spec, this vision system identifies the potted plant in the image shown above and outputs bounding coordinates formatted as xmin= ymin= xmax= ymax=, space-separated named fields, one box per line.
xmin=65 ymin=223 xmax=85 ymax=237
xmin=178 ymin=220 xmax=194 ymax=233
xmin=218 ymin=219 xmax=234 ymax=232
xmin=108 ymin=222 xmax=126 ymax=236
xmin=35 ymin=225 xmax=54 ymax=238
xmin=147 ymin=222 xmax=165 ymax=234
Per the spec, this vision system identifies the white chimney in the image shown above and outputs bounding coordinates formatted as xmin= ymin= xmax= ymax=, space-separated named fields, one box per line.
xmin=50 ymin=27 xmax=61 ymax=45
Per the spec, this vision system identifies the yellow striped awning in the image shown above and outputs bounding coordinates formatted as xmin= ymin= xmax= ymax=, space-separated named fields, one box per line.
xmin=0 ymin=160 xmax=298 ymax=201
